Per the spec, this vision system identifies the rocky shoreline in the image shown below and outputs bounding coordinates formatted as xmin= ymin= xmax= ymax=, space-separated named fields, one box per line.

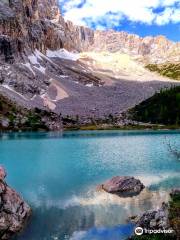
xmin=129 ymin=191 xmax=180 ymax=239
xmin=99 ymin=176 xmax=180 ymax=240
xmin=0 ymin=167 xmax=31 ymax=240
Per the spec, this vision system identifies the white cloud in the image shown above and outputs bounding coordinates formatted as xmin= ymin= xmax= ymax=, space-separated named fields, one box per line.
xmin=161 ymin=0 xmax=179 ymax=6
xmin=155 ymin=7 xmax=174 ymax=25
xmin=59 ymin=0 xmax=180 ymax=27
xmin=171 ymin=8 xmax=180 ymax=22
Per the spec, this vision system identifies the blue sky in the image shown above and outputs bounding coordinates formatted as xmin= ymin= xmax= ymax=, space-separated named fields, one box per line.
xmin=59 ymin=0 xmax=180 ymax=42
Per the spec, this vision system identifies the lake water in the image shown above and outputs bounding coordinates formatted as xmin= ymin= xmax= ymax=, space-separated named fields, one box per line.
xmin=0 ymin=130 xmax=180 ymax=240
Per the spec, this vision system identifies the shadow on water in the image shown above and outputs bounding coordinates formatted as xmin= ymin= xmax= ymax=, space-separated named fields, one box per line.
xmin=1 ymin=130 xmax=180 ymax=141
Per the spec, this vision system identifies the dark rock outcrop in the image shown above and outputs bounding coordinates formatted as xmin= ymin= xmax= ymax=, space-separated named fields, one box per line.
xmin=0 ymin=166 xmax=31 ymax=240
xmin=170 ymin=188 xmax=180 ymax=198
xmin=102 ymin=176 xmax=145 ymax=197
xmin=129 ymin=191 xmax=180 ymax=239
xmin=134 ymin=202 xmax=169 ymax=230
xmin=0 ymin=0 xmax=94 ymax=61
xmin=0 ymin=36 xmax=14 ymax=63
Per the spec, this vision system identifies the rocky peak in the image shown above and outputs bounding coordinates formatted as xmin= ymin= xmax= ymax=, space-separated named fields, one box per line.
xmin=90 ymin=30 xmax=179 ymax=63
xmin=1 ymin=0 xmax=178 ymax=64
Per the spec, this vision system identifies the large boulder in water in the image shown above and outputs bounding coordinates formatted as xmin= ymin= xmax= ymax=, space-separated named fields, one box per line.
xmin=102 ymin=176 xmax=145 ymax=197
xmin=0 ymin=166 xmax=31 ymax=239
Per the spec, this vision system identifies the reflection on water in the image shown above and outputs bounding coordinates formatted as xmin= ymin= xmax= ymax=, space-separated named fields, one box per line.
xmin=69 ymin=224 xmax=134 ymax=240
xmin=1 ymin=129 xmax=180 ymax=140
xmin=14 ymin=188 xmax=170 ymax=240
xmin=1 ymin=130 xmax=179 ymax=240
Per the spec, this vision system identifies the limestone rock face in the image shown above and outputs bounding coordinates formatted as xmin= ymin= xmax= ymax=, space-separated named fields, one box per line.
xmin=0 ymin=166 xmax=31 ymax=240
xmin=102 ymin=176 xmax=145 ymax=197
xmin=0 ymin=0 xmax=94 ymax=62
xmin=38 ymin=0 xmax=60 ymax=20
xmin=0 ymin=0 xmax=179 ymax=63
xmin=90 ymin=30 xmax=180 ymax=64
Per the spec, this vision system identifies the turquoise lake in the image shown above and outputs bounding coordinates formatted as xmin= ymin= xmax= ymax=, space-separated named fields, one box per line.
xmin=0 ymin=130 xmax=180 ymax=240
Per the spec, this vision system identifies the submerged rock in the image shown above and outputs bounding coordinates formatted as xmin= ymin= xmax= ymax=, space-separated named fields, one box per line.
xmin=102 ymin=176 xmax=144 ymax=197
xmin=0 ymin=166 xmax=31 ymax=240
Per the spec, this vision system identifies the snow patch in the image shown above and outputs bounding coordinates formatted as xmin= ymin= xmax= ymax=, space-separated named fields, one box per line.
xmin=0 ymin=66 xmax=10 ymax=71
xmin=46 ymin=49 xmax=79 ymax=61
xmin=21 ymin=63 xmax=35 ymax=75
xmin=2 ymin=84 xmax=27 ymax=100
xmin=34 ymin=49 xmax=55 ymax=65
xmin=27 ymin=50 xmax=47 ymax=74
xmin=28 ymin=49 xmax=46 ymax=65
xmin=85 ymin=83 xmax=94 ymax=87
xmin=34 ymin=65 xmax=46 ymax=74
xmin=59 ymin=75 xmax=69 ymax=78
xmin=28 ymin=54 xmax=39 ymax=65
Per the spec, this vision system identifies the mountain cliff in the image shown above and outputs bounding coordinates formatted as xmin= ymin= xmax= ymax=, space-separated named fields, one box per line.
xmin=0 ymin=0 xmax=179 ymax=63
xmin=0 ymin=0 xmax=94 ymax=62
xmin=0 ymin=0 xmax=179 ymax=129
xmin=91 ymin=30 xmax=180 ymax=64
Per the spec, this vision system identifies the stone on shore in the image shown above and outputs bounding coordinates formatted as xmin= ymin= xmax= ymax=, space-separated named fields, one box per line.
xmin=0 ymin=166 xmax=31 ymax=240
xmin=135 ymin=202 xmax=169 ymax=230
xmin=0 ymin=166 xmax=6 ymax=180
xmin=102 ymin=176 xmax=145 ymax=197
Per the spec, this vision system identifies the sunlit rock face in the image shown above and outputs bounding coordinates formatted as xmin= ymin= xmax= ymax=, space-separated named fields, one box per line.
xmin=0 ymin=0 xmax=179 ymax=63
xmin=90 ymin=30 xmax=180 ymax=64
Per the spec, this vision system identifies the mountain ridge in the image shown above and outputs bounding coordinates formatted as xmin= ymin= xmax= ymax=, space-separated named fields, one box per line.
xmin=0 ymin=0 xmax=179 ymax=64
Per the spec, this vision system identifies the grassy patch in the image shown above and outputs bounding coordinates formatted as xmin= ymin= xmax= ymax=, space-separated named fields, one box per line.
xmin=146 ymin=63 xmax=180 ymax=80
xmin=64 ymin=124 xmax=180 ymax=131
xmin=0 ymin=94 xmax=59 ymax=131
xmin=169 ymin=193 xmax=180 ymax=238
